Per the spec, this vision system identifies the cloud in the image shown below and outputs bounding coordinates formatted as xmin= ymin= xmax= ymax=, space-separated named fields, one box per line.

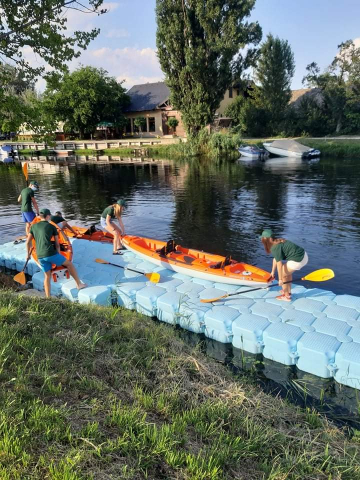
xmin=353 ymin=37 xmax=360 ymax=48
xmin=106 ymin=28 xmax=129 ymax=38
xmin=72 ymin=46 xmax=164 ymax=88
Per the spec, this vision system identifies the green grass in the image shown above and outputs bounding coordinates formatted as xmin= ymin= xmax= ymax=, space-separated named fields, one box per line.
xmin=297 ymin=138 xmax=360 ymax=158
xmin=18 ymin=149 xmax=53 ymax=155
xmin=0 ymin=290 xmax=359 ymax=479
xmin=75 ymin=149 xmax=104 ymax=155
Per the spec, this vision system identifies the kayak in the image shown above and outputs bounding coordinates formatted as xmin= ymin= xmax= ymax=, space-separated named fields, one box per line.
xmin=122 ymin=235 xmax=272 ymax=287
xmin=31 ymin=217 xmax=73 ymax=281
xmin=65 ymin=225 xmax=271 ymax=286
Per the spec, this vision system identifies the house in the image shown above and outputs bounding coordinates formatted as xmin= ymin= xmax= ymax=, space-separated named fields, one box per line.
xmin=125 ymin=82 xmax=186 ymax=137
xmin=125 ymin=81 xmax=242 ymax=137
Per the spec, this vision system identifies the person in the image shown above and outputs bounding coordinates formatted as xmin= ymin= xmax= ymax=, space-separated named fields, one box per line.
xmin=26 ymin=208 xmax=87 ymax=298
xmin=259 ymin=229 xmax=308 ymax=302
xmin=50 ymin=211 xmax=78 ymax=236
xmin=100 ymin=199 xmax=126 ymax=255
xmin=18 ymin=180 xmax=40 ymax=234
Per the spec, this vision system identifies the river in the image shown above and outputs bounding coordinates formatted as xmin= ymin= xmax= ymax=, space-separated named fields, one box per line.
xmin=1 ymin=155 xmax=359 ymax=295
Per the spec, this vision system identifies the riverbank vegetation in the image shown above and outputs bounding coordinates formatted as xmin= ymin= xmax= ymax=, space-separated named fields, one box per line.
xmin=297 ymin=139 xmax=360 ymax=158
xmin=0 ymin=289 xmax=359 ymax=479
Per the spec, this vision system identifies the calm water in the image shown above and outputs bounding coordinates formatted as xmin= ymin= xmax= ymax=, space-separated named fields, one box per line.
xmin=1 ymin=155 xmax=360 ymax=422
xmin=1 ymin=155 xmax=359 ymax=295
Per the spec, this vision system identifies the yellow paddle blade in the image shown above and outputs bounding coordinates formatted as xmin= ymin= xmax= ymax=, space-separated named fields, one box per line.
xmin=95 ymin=258 xmax=110 ymax=264
xmin=201 ymin=293 xmax=229 ymax=304
xmin=145 ymin=272 xmax=160 ymax=283
xmin=14 ymin=271 xmax=26 ymax=285
xmin=302 ymin=268 xmax=335 ymax=282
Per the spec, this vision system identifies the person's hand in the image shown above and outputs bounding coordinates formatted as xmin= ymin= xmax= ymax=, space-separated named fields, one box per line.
xmin=278 ymin=279 xmax=284 ymax=286
xmin=269 ymin=274 xmax=275 ymax=281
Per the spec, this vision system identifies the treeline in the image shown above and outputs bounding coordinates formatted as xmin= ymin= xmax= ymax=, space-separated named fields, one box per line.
xmin=225 ymin=38 xmax=360 ymax=137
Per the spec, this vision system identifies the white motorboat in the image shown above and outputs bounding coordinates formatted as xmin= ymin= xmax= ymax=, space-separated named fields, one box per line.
xmin=263 ymin=139 xmax=321 ymax=158
xmin=238 ymin=145 xmax=269 ymax=160
xmin=0 ymin=144 xmax=18 ymax=157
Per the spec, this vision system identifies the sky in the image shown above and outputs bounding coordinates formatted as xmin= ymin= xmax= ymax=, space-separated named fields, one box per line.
xmin=29 ymin=0 xmax=360 ymax=91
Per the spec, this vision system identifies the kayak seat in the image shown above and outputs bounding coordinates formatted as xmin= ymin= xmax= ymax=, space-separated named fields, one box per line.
xmin=210 ymin=255 xmax=232 ymax=269
xmin=156 ymin=239 xmax=177 ymax=257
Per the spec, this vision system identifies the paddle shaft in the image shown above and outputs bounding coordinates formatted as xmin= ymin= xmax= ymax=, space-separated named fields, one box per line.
xmin=105 ymin=261 xmax=148 ymax=276
xmin=222 ymin=278 xmax=296 ymax=299
xmin=19 ymin=248 xmax=33 ymax=274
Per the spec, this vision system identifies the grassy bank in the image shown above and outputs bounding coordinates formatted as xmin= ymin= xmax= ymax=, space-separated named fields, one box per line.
xmin=297 ymin=139 xmax=360 ymax=158
xmin=0 ymin=290 xmax=359 ymax=479
xmin=18 ymin=149 xmax=53 ymax=155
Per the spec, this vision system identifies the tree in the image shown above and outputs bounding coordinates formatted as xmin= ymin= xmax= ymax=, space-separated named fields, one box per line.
xmin=303 ymin=40 xmax=360 ymax=134
xmin=44 ymin=66 xmax=130 ymax=138
xmin=156 ymin=0 xmax=261 ymax=136
xmin=166 ymin=117 xmax=179 ymax=134
xmin=134 ymin=117 xmax=147 ymax=136
xmin=0 ymin=0 xmax=105 ymax=82
xmin=254 ymin=34 xmax=295 ymax=134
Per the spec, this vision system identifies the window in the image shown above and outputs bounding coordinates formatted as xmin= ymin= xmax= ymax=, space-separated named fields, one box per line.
xmin=132 ymin=119 xmax=139 ymax=133
xmin=149 ymin=117 xmax=156 ymax=132
xmin=125 ymin=118 xmax=131 ymax=133
xmin=228 ymin=87 xmax=233 ymax=98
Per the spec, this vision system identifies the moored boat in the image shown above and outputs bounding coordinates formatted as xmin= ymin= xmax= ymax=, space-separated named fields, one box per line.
xmin=238 ymin=145 xmax=269 ymax=160
xmin=263 ymin=139 xmax=321 ymax=158
xmin=66 ymin=226 xmax=272 ymax=286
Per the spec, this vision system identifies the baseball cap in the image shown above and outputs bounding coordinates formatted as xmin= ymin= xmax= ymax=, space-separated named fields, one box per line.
xmin=31 ymin=180 xmax=39 ymax=187
xmin=39 ymin=208 xmax=51 ymax=216
xmin=117 ymin=199 xmax=126 ymax=206
xmin=259 ymin=229 xmax=273 ymax=239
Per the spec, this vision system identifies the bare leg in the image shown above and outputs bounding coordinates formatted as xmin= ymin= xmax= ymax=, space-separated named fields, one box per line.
xmin=44 ymin=271 xmax=51 ymax=298
xmin=25 ymin=222 xmax=31 ymax=235
xmin=105 ymin=225 xmax=122 ymax=251
xmin=282 ymin=263 xmax=293 ymax=296
xmin=63 ymin=260 xmax=87 ymax=289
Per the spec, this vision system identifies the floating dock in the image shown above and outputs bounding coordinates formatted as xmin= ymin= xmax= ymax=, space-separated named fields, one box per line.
xmin=1 ymin=238 xmax=360 ymax=390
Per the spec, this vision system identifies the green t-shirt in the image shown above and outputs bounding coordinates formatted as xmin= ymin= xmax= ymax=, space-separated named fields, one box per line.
xmin=20 ymin=187 xmax=34 ymax=212
xmin=270 ymin=240 xmax=305 ymax=263
xmin=101 ymin=206 xmax=115 ymax=219
xmin=51 ymin=215 xmax=65 ymax=224
xmin=30 ymin=221 xmax=58 ymax=259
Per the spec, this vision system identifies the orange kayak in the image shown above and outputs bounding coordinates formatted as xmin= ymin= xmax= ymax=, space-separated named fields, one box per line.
xmin=122 ymin=235 xmax=272 ymax=287
xmin=66 ymin=225 xmax=271 ymax=286
xmin=31 ymin=217 xmax=73 ymax=281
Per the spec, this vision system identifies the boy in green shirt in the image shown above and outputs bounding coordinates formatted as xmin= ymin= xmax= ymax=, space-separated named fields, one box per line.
xmin=26 ymin=208 xmax=87 ymax=297
xmin=17 ymin=180 xmax=40 ymax=234
xmin=50 ymin=211 xmax=77 ymax=236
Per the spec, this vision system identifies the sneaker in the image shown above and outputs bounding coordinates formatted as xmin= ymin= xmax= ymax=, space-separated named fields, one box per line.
xmin=276 ymin=294 xmax=291 ymax=302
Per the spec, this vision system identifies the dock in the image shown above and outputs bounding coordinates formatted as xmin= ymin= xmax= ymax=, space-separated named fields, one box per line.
xmin=1 ymin=238 xmax=360 ymax=390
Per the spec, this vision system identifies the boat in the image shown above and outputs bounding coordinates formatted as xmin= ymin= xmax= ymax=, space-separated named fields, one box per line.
xmin=263 ymin=139 xmax=321 ymax=158
xmin=238 ymin=145 xmax=269 ymax=160
xmin=31 ymin=217 xmax=73 ymax=281
xmin=0 ymin=144 xmax=18 ymax=156
xmin=65 ymin=226 xmax=272 ymax=286
xmin=122 ymin=236 xmax=272 ymax=286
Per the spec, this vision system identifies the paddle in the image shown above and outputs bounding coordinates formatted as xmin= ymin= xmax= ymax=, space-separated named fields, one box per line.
xmin=95 ymin=258 xmax=160 ymax=284
xmin=14 ymin=247 xmax=33 ymax=285
xmin=22 ymin=162 xmax=29 ymax=186
xmin=200 ymin=268 xmax=335 ymax=303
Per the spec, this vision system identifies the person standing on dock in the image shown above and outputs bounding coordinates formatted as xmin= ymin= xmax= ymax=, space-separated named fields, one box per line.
xmin=26 ymin=208 xmax=87 ymax=297
xmin=259 ymin=229 xmax=308 ymax=302
xmin=51 ymin=211 xmax=78 ymax=236
xmin=100 ymin=199 xmax=126 ymax=255
xmin=17 ymin=180 xmax=40 ymax=235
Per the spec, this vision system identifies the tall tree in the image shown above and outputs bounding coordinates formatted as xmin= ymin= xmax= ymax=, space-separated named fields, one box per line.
xmin=156 ymin=0 xmax=261 ymax=136
xmin=0 ymin=0 xmax=105 ymax=82
xmin=303 ymin=40 xmax=360 ymax=134
xmin=254 ymin=34 xmax=295 ymax=133
xmin=44 ymin=66 xmax=130 ymax=138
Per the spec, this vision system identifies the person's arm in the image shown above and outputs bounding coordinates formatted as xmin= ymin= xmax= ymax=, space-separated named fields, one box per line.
xmin=26 ymin=233 xmax=33 ymax=257
xmin=32 ymin=197 xmax=39 ymax=215
xmin=17 ymin=193 xmax=22 ymax=203
xmin=64 ymin=221 xmax=77 ymax=235
xmin=54 ymin=235 xmax=60 ymax=254
xmin=270 ymin=258 xmax=277 ymax=279
xmin=277 ymin=261 xmax=284 ymax=285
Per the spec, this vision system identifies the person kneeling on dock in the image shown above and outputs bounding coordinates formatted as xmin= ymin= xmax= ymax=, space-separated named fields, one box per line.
xmin=100 ymin=199 xmax=126 ymax=255
xmin=26 ymin=208 xmax=87 ymax=297
xmin=51 ymin=211 xmax=78 ymax=236
xmin=260 ymin=229 xmax=308 ymax=302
